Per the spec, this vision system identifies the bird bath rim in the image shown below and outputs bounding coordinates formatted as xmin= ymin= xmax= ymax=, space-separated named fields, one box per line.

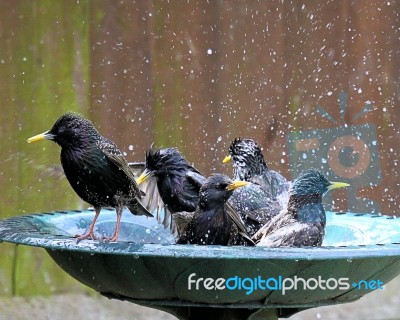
xmin=1 ymin=231 xmax=400 ymax=260
xmin=0 ymin=209 xmax=399 ymax=259
xmin=2 ymin=209 xmax=400 ymax=320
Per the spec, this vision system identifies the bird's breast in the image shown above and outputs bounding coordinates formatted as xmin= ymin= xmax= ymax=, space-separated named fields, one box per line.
xmin=60 ymin=147 xmax=131 ymax=207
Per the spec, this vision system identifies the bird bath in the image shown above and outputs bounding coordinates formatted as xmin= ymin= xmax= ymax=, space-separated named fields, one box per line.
xmin=1 ymin=209 xmax=400 ymax=320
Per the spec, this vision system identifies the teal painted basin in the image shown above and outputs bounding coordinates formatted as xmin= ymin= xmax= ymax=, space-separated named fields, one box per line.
xmin=0 ymin=209 xmax=400 ymax=319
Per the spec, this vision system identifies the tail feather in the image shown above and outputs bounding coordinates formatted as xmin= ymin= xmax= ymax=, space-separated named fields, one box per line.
xmin=128 ymin=200 xmax=153 ymax=217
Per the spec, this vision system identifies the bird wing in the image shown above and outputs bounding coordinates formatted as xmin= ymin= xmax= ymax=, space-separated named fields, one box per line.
xmin=252 ymin=210 xmax=290 ymax=242
xmin=224 ymin=202 xmax=253 ymax=244
xmin=229 ymin=182 xmax=283 ymax=225
xmin=128 ymin=162 xmax=177 ymax=235
xmin=256 ymin=223 xmax=321 ymax=247
xmin=97 ymin=139 xmax=139 ymax=189
xmin=244 ymin=206 xmax=281 ymax=224
xmin=172 ymin=211 xmax=194 ymax=237
xmin=186 ymin=171 xmax=207 ymax=188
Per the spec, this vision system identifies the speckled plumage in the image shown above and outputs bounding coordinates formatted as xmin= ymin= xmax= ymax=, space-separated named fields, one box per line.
xmin=228 ymin=138 xmax=289 ymax=197
xmin=253 ymin=169 xmax=349 ymax=247
xmin=28 ymin=112 xmax=152 ymax=242
xmin=176 ymin=174 xmax=252 ymax=245
xmin=225 ymin=138 xmax=290 ymax=237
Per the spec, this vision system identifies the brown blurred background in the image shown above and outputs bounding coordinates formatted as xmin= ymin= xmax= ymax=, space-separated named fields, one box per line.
xmin=0 ymin=0 xmax=399 ymax=309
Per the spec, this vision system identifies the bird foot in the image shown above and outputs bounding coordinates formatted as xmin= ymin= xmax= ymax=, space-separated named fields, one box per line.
xmin=75 ymin=231 xmax=97 ymax=242
xmin=101 ymin=235 xmax=118 ymax=242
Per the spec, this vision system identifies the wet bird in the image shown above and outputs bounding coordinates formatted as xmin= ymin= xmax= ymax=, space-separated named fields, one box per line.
xmin=253 ymin=169 xmax=349 ymax=247
xmin=223 ymin=138 xmax=290 ymax=236
xmin=135 ymin=147 xmax=206 ymax=235
xmin=224 ymin=138 xmax=289 ymax=199
xmin=27 ymin=112 xmax=152 ymax=242
xmin=176 ymin=173 xmax=251 ymax=245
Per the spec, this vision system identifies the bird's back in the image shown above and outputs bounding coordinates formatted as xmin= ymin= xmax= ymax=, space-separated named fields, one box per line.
xmin=252 ymin=168 xmax=289 ymax=200
xmin=229 ymin=183 xmax=281 ymax=236
xmin=254 ymin=194 xmax=326 ymax=247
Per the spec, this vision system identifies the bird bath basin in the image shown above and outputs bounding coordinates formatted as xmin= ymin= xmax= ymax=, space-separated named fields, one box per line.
xmin=1 ymin=209 xmax=400 ymax=320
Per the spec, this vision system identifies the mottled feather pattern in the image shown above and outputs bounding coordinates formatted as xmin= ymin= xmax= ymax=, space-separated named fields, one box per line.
xmin=30 ymin=113 xmax=345 ymax=246
xmin=257 ymin=223 xmax=322 ymax=247
xmin=229 ymin=138 xmax=289 ymax=198
xmin=227 ymin=138 xmax=290 ymax=237
xmin=96 ymin=137 xmax=140 ymax=194
xmin=29 ymin=112 xmax=152 ymax=242
xmin=254 ymin=170 xmax=341 ymax=248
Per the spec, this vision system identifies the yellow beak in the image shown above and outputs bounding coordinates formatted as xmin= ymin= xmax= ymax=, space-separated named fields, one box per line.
xmin=223 ymin=155 xmax=232 ymax=164
xmin=328 ymin=181 xmax=350 ymax=191
xmin=136 ymin=169 xmax=152 ymax=185
xmin=226 ymin=180 xmax=250 ymax=191
xmin=27 ymin=131 xmax=53 ymax=143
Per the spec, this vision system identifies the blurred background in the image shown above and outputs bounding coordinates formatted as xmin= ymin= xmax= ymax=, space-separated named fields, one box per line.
xmin=0 ymin=0 xmax=399 ymax=318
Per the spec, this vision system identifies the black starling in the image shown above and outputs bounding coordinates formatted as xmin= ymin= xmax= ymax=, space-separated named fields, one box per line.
xmin=224 ymin=137 xmax=289 ymax=198
xmin=135 ymin=147 xmax=206 ymax=234
xmin=27 ymin=112 xmax=152 ymax=242
xmin=176 ymin=173 xmax=251 ymax=245
xmin=253 ymin=169 xmax=349 ymax=247
xmin=223 ymin=138 xmax=290 ymax=236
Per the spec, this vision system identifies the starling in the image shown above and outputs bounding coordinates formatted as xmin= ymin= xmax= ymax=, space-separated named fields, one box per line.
xmin=176 ymin=173 xmax=251 ymax=245
xmin=253 ymin=169 xmax=349 ymax=247
xmin=27 ymin=112 xmax=152 ymax=242
xmin=224 ymin=137 xmax=289 ymax=199
xmin=135 ymin=147 xmax=206 ymax=235
xmin=223 ymin=138 xmax=290 ymax=236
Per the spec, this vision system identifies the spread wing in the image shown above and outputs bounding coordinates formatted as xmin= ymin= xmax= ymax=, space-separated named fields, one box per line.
xmin=128 ymin=162 xmax=177 ymax=236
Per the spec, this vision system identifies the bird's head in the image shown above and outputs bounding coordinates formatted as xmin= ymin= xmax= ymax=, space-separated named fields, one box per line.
xmin=198 ymin=173 xmax=249 ymax=209
xmin=290 ymin=169 xmax=350 ymax=197
xmin=27 ymin=112 xmax=98 ymax=148
xmin=223 ymin=138 xmax=267 ymax=180
xmin=136 ymin=146 xmax=187 ymax=185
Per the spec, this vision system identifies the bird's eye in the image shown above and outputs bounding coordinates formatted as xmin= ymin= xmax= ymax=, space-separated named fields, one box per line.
xmin=216 ymin=183 xmax=226 ymax=190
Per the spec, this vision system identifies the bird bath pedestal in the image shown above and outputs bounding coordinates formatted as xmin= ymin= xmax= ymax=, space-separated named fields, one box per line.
xmin=1 ymin=209 xmax=400 ymax=320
